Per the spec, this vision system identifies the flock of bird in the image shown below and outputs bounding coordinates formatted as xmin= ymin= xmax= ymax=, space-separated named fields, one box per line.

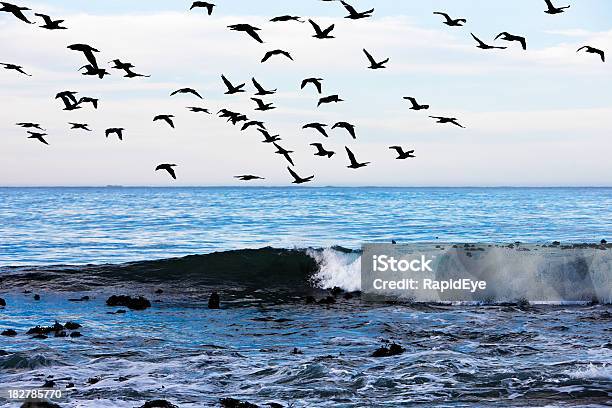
xmin=1 ymin=0 xmax=606 ymax=183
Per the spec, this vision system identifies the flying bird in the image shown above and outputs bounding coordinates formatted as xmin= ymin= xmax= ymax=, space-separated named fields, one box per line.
xmin=301 ymin=78 xmax=323 ymax=93
xmin=270 ymin=15 xmax=303 ymax=23
xmin=228 ymin=24 xmax=264 ymax=43
xmin=471 ymin=33 xmax=507 ymax=50
xmin=109 ymin=59 xmax=150 ymax=78
xmin=340 ymin=1 xmax=374 ymax=20
xmin=577 ymin=46 xmax=605 ymax=62
xmin=79 ymin=64 xmax=110 ymax=79
xmin=251 ymin=98 xmax=276 ymax=111
xmin=311 ymin=143 xmax=335 ymax=158
xmin=433 ymin=12 xmax=466 ymax=27
xmin=309 ymin=19 xmax=335 ymax=39
xmin=156 ymin=164 xmax=177 ymax=180
xmin=333 ymin=122 xmax=356 ymax=139
xmin=318 ymin=94 xmax=343 ymax=107
xmin=345 ymin=147 xmax=370 ymax=169
xmin=154 ymin=114 xmax=175 ymax=128
xmin=252 ymin=78 xmax=277 ymax=95
xmin=0 ymin=2 xmax=33 ymax=24
xmin=287 ymin=167 xmax=314 ymax=184
xmin=187 ymin=107 xmax=211 ymax=114
xmin=261 ymin=49 xmax=293 ymax=63
xmin=67 ymin=44 xmax=100 ymax=69
xmin=241 ymin=120 xmax=266 ymax=131
xmin=0 ymin=63 xmax=31 ymax=76
xmin=429 ymin=116 xmax=465 ymax=128
xmin=389 ymin=146 xmax=416 ymax=159
xmin=363 ymin=49 xmax=389 ymax=69
xmin=34 ymin=13 xmax=66 ymax=29
xmin=78 ymin=96 xmax=98 ymax=109
xmin=273 ymin=143 xmax=295 ymax=166
xmin=106 ymin=128 xmax=125 ymax=141
xmin=303 ymin=123 xmax=329 ymax=137
xmin=221 ymin=75 xmax=246 ymax=94
xmin=27 ymin=131 xmax=49 ymax=145
xmin=69 ymin=122 xmax=91 ymax=131
xmin=235 ymin=175 xmax=265 ymax=181
xmin=403 ymin=97 xmax=429 ymax=111
xmin=495 ymin=32 xmax=527 ymax=50
xmin=17 ymin=122 xmax=44 ymax=130
xmin=544 ymin=0 xmax=570 ymax=14
xmin=55 ymin=91 xmax=80 ymax=111
xmin=190 ymin=1 xmax=215 ymax=15
xmin=259 ymin=129 xmax=281 ymax=143
xmin=171 ymin=88 xmax=203 ymax=99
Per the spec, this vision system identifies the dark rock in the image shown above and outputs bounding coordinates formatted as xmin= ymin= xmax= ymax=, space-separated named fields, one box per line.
xmin=552 ymin=241 xmax=560 ymax=246
xmin=305 ymin=296 xmax=316 ymax=304
xmin=68 ymin=296 xmax=90 ymax=302
xmin=21 ymin=401 xmax=62 ymax=408
xmin=42 ymin=380 xmax=56 ymax=388
xmin=34 ymin=294 xmax=41 ymax=301
xmin=106 ymin=295 xmax=151 ymax=311
xmin=330 ymin=287 xmax=344 ymax=297
xmin=0 ymin=350 xmax=8 ymax=356
xmin=318 ymin=296 xmax=336 ymax=305
xmin=155 ymin=289 xmax=164 ymax=294
xmin=220 ymin=398 xmax=259 ymax=408
xmin=70 ymin=332 xmax=82 ymax=338
xmin=292 ymin=347 xmax=303 ymax=355
xmin=1 ymin=329 xmax=17 ymax=336
xmin=54 ymin=331 xmax=68 ymax=338
xmin=208 ymin=292 xmax=220 ymax=309
xmin=32 ymin=334 xmax=48 ymax=340
xmin=372 ymin=343 xmax=405 ymax=358
xmin=66 ymin=383 xmax=75 ymax=389
xmin=602 ymin=239 xmax=607 ymax=245
xmin=64 ymin=322 xmax=82 ymax=330
xmin=0 ymin=298 xmax=5 ymax=306
xmin=87 ymin=377 xmax=100 ymax=385
xmin=139 ymin=401 xmax=178 ymax=408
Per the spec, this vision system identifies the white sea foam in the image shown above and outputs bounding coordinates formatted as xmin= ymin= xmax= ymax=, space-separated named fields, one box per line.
xmin=308 ymin=248 xmax=362 ymax=292
xmin=566 ymin=363 xmax=612 ymax=380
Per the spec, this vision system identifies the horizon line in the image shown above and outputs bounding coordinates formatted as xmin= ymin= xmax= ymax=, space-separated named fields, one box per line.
xmin=1 ymin=185 xmax=612 ymax=189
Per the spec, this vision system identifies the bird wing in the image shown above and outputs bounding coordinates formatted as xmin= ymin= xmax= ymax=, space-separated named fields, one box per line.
xmin=544 ymin=0 xmax=555 ymax=10
xmin=190 ymin=89 xmax=203 ymax=98
xmin=165 ymin=117 xmax=175 ymax=128
xmin=34 ymin=13 xmax=52 ymax=24
xmin=519 ymin=37 xmax=527 ymax=50
xmin=308 ymin=19 xmax=322 ymax=35
xmin=287 ymin=166 xmax=300 ymax=182
xmin=433 ymin=12 xmax=451 ymax=22
xmin=221 ymin=75 xmax=233 ymax=90
xmin=322 ymin=24 xmax=335 ymax=36
xmin=283 ymin=51 xmax=293 ymax=60
xmin=246 ymin=28 xmax=264 ymax=43
xmin=170 ymin=89 xmax=180 ymax=96
xmin=345 ymin=147 xmax=357 ymax=164
xmin=251 ymin=98 xmax=264 ymax=108
xmin=363 ymin=49 xmax=376 ymax=64
xmin=313 ymin=80 xmax=322 ymax=93
xmin=389 ymin=146 xmax=403 ymax=153
xmin=494 ymin=32 xmax=507 ymax=40
xmin=252 ymin=78 xmax=264 ymax=92
xmin=471 ymin=33 xmax=486 ymax=47
xmin=340 ymin=1 xmax=358 ymax=15
xmin=167 ymin=167 xmax=177 ymax=179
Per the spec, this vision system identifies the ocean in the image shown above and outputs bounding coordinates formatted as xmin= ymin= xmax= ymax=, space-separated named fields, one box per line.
xmin=0 ymin=187 xmax=611 ymax=407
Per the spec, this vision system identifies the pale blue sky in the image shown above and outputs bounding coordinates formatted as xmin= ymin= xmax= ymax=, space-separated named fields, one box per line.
xmin=1 ymin=0 xmax=611 ymax=186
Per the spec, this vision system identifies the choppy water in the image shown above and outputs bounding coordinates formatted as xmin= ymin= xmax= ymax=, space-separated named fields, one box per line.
xmin=1 ymin=187 xmax=611 ymax=407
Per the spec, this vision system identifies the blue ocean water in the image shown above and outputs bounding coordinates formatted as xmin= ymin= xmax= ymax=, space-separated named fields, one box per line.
xmin=1 ymin=187 xmax=611 ymax=266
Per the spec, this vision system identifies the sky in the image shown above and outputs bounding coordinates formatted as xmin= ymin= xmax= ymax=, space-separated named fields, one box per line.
xmin=1 ymin=0 xmax=611 ymax=187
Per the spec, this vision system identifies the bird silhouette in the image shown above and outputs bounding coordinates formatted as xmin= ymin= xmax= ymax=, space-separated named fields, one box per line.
xmin=109 ymin=59 xmax=150 ymax=78
xmin=429 ymin=116 xmax=465 ymax=128
xmin=0 ymin=63 xmax=31 ymax=76
xmin=67 ymin=44 xmax=100 ymax=69
xmin=495 ymin=32 xmax=527 ymax=50
xmin=235 ymin=175 xmax=265 ymax=181
xmin=273 ymin=143 xmax=295 ymax=166
xmin=78 ymin=96 xmax=98 ymax=109
xmin=345 ymin=147 xmax=370 ymax=169
xmin=55 ymin=91 xmax=80 ymax=111
xmin=106 ymin=128 xmax=125 ymax=141
xmin=34 ymin=13 xmax=66 ymax=29
xmin=301 ymin=78 xmax=323 ymax=94
xmin=287 ymin=167 xmax=314 ymax=184
xmin=252 ymin=78 xmax=277 ymax=95
xmin=333 ymin=122 xmax=356 ymax=139
xmin=154 ymin=114 xmax=175 ymax=128
xmin=221 ymin=75 xmax=245 ymax=94
xmin=433 ymin=12 xmax=466 ymax=27
xmin=340 ymin=1 xmax=374 ymax=19
xmin=318 ymin=94 xmax=343 ymax=107
xmin=363 ymin=49 xmax=389 ymax=69
xmin=171 ymin=88 xmax=203 ymax=99
xmin=403 ymin=97 xmax=429 ymax=110
xmin=251 ymin=98 xmax=276 ymax=111
xmin=311 ymin=143 xmax=335 ymax=158
xmin=270 ymin=15 xmax=304 ymax=23
xmin=80 ymin=64 xmax=110 ymax=79
xmin=187 ymin=107 xmax=211 ymax=114
xmin=0 ymin=2 xmax=32 ymax=24
xmin=259 ymin=129 xmax=281 ymax=143
xmin=241 ymin=120 xmax=266 ymax=131
xmin=303 ymin=123 xmax=329 ymax=137
xmin=544 ymin=0 xmax=570 ymax=14
xmin=261 ymin=49 xmax=293 ymax=63
xmin=69 ymin=122 xmax=91 ymax=131
xmin=228 ymin=114 xmax=248 ymax=125
xmin=309 ymin=19 xmax=335 ymax=39
xmin=228 ymin=24 xmax=264 ymax=43
xmin=577 ymin=46 xmax=605 ymax=62
xmin=156 ymin=164 xmax=177 ymax=179
xmin=17 ymin=122 xmax=44 ymax=130
xmin=389 ymin=146 xmax=416 ymax=159
xmin=190 ymin=1 xmax=215 ymax=15
xmin=471 ymin=33 xmax=507 ymax=50
xmin=27 ymin=131 xmax=49 ymax=145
